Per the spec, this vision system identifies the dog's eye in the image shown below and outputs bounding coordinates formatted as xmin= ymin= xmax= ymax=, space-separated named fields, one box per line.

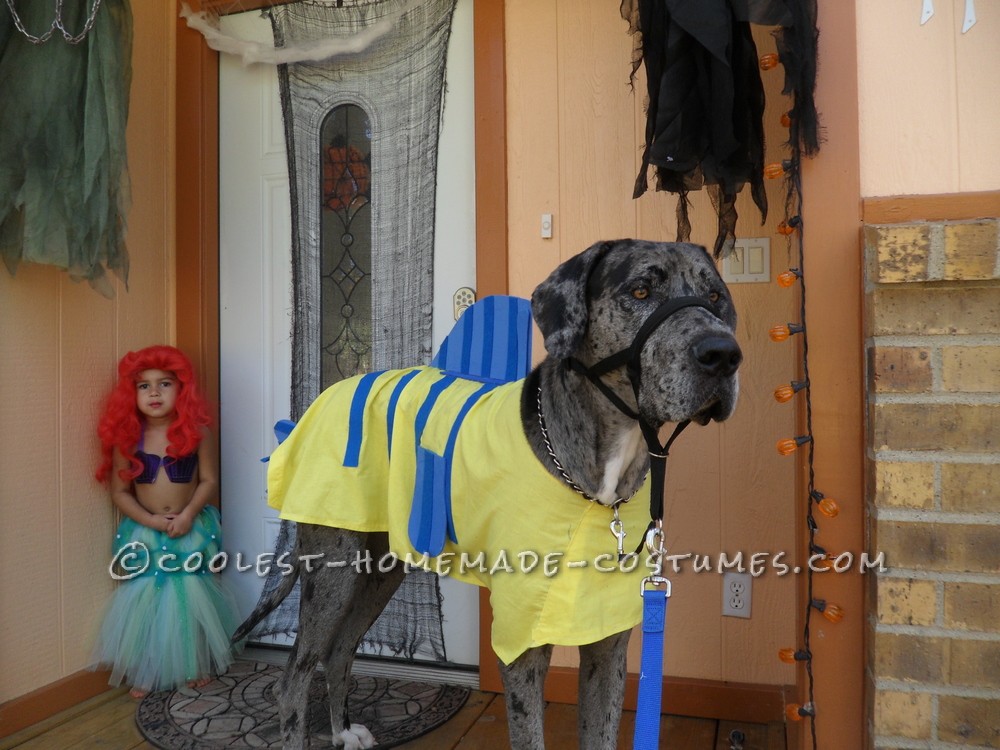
xmin=708 ymin=291 xmax=721 ymax=304
xmin=632 ymin=287 xmax=650 ymax=300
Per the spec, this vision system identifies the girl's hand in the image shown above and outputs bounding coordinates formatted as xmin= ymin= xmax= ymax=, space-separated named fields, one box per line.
xmin=167 ymin=512 xmax=194 ymax=538
xmin=149 ymin=514 xmax=172 ymax=533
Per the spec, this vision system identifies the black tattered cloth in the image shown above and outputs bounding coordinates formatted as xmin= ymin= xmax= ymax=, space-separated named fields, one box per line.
xmin=620 ymin=0 xmax=819 ymax=257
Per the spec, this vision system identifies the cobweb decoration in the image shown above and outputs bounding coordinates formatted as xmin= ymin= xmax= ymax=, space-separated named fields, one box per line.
xmin=180 ymin=1 xmax=419 ymax=65
xmin=189 ymin=0 xmax=459 ymax=663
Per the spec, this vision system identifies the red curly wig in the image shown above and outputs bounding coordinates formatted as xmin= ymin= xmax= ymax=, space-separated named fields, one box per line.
xmin=96 ymin=345 xmax=212 ymax=484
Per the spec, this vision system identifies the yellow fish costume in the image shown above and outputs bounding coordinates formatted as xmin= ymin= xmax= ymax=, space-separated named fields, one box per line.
xmin=267 ymin=297 xmax=651 ymax=665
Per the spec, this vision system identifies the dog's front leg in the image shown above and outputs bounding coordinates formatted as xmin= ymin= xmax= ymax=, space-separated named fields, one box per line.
xmin=578 ymin=630 xmax=630 ymax=750
xmin=499 ymin=644 xmax=553 ymax=750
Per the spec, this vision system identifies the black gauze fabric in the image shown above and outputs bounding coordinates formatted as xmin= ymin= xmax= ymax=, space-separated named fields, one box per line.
xmin=621 ymin=0 xmax=819 ymax=257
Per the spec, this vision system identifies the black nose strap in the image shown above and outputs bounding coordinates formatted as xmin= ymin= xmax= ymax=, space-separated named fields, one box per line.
xmin=564 ymin=296 xmax=721 ymax=421
xmin=581 ymin=296 xmax=720 ymax=378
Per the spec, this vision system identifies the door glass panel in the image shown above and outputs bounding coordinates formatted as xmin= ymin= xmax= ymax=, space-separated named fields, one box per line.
xmin=320 ymin=104 xmax=372 ymax=386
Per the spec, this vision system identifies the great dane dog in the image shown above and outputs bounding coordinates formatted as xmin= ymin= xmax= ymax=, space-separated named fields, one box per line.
xmin=233 ymin=239 xmax=742 ymax=750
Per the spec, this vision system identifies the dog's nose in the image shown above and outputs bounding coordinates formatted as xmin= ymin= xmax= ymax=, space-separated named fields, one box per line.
xmin=692 ymin=336 xmax=742 ymax=377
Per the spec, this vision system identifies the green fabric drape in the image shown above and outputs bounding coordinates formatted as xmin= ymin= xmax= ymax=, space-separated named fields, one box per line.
xmin=0 ymin=0 xmax=132 ymax=297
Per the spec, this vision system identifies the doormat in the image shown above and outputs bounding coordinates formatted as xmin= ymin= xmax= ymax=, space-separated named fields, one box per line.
xmin=135 ymin=660 xmax=469 ymax=749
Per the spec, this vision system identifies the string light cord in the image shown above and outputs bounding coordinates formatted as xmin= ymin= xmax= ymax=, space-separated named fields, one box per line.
xmin=789 ymin=158 xmax=820 ymax=750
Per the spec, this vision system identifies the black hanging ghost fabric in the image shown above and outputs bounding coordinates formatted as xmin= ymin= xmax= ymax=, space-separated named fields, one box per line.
xmin=621 ymin=0 xmax=819 ymax=257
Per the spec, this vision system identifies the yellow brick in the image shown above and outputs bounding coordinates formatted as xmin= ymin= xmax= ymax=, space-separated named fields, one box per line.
xmin=876 ymin=521 xmax=1000 ymax=574
xmin=950 ymin=640 xmax=1000 ymax=689
xmin=874 ymin=463 xmax=934 ymax=509
xmin=869 ymin=346 xmax=933 ymax=393
xmin=873 ymin=632 xmax=947 ymax=683
xmin=938 ymin=696 xmax=1000 ymax=746
xmin=873 ymin=690 xmax=933 ymax=739
xmin=945 ymin=582 xmax=1000 ymax=632
xmin=871 ymin=286 xmax=1000 ymax=336
xmin=872 ymin=403 xmax=1000 ymax=453
xmin=941 ymin=345 xmax=1000 ymax=392
xmin=943 ymin=221 xmax=1000 ymax=281
xmin=877 ymin=578 xmax=937 ymax=626
xmin=865 ymin=224 xmax=931 ymax=284
xmin=942 ymin=464 xmax=1000 ymax=513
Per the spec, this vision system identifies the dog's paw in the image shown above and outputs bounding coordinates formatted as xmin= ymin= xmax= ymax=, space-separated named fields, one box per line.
xmin=335 ymin=724 xmax=376 ymax=749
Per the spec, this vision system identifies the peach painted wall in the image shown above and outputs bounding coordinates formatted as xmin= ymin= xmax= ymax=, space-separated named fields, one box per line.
xmin=505 ymin=0 xmax=799 ymax=686
xmin=857 ymin=0 xmax=1000 ymax=196
xmin=0 ymin=3 xmax=176 ymax=703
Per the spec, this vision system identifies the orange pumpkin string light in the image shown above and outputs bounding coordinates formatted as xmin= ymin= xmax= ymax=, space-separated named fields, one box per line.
xmin=811 ymin=490 xmax=840 ymax=518
xmin=774 ymin=380 xmax=808 ymax=403
xmin=764 ymin=159 xmax=793 ymax=179
xmin=769 ymin=322 xmax=804 ymax=342
xmin=777 ymin=216 xmax=802 ymax=236
xmin=812 ymin=599 xmax=845 ymax=624
xmin=759 ymin=52 xmax=780 ymax=70
xmin=780 ymin=111 xmax=793 ymax=128
xmin=777 ymin=268 xmax=801 ymax=287
xmin=777 ymin=435 xmax=812 ymax=455
xmin=778 ymin=648 xmax=811 ymax=664
xmin=785 ymin=703 xmax=815 ymax=722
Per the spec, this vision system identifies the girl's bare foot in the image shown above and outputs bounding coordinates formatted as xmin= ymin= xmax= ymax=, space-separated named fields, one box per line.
xmin=129 ymin=687 xmax=149 ymax=699
xmin=187 ymin=676 xmax=213 ymax=689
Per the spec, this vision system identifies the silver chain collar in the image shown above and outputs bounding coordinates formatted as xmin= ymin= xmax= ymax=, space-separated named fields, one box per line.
xmin=536 ymin=381 xmax=643 ymax=559
xmin=535 ymin=382 xmax=645 ymax=507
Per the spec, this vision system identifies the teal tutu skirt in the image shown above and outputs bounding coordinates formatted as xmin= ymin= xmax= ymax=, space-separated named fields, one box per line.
xmin=92 ymin=506 xmax=242 ymax=692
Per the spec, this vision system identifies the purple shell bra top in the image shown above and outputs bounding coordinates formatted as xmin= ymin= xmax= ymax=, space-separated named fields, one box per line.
xmin=134 ymin=431 xmax=198 ymax=484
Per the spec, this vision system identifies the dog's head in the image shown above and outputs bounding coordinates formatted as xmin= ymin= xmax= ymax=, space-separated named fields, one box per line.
xmin=531 ymin=239 xmax=741 ymax=427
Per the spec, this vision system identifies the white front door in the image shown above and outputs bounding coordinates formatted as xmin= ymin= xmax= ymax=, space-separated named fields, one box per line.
xmin=217 ymin=4 xmax=478 ymax=667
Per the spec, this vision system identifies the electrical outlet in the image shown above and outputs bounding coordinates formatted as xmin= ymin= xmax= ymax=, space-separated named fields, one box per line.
xmin=722 ymin=572 xmax=752 ymax=619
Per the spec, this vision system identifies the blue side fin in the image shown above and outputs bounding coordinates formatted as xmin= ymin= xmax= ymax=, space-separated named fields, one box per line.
xmin=261 ymin=419 xmax=298 ymax=462
xmin=410 ymin=296 xmax=533 ymax=556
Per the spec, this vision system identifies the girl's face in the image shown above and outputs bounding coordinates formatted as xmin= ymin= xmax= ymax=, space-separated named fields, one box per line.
xmin=135 ymin=368 xmax=179 ymax=421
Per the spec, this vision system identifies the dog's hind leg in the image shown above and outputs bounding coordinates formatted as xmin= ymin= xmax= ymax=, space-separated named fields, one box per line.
xmin=276 ymin=526 xmax=398 ymax=750
xmin=499 ymin=644 xmax=553 ymax=750
xmin=320 ymin=530 xmax=405 ymax=750
xmin=577 ymin=630 xmax=630 ymax=750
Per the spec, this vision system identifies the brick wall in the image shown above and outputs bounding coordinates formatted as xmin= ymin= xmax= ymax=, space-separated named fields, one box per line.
xmin=865 ymin=219 xmax=1000 ymax=749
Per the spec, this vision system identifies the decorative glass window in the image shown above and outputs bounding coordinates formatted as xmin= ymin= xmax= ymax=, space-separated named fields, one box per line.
xmin=320 ymin=104 xmax=373 ymax=387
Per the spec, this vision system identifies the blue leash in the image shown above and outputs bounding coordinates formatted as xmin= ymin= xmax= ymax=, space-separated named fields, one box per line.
xmin=633 ymin=523 xmax=670 ymax=749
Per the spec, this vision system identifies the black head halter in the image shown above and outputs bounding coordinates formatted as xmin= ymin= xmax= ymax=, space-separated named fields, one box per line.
xmin=564 ymin=296 xmax=723 ymax=550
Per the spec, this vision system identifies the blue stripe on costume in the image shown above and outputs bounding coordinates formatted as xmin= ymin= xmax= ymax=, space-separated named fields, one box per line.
xmin=443 ymin=382 xmax=497 ymax=543
xmin=408 ymin=375 xmax=458 ymax=556
xmin=343 ymin=371 xmax=386 ymax=467
xmin=386 ymin=369 xmax=421 ymax=456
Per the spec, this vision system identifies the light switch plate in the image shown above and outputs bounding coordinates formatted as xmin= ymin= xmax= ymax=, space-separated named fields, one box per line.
xmin=721 ymin=238 xmax=770 ymax=283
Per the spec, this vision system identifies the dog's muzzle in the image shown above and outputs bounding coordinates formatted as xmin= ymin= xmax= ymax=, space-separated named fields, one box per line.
xmin=564 ymin=295 xmax=738 ymax=423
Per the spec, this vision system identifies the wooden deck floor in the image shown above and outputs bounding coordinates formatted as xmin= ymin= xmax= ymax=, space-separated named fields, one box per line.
xmin=1 ymin=688 xmax=784 ymax=750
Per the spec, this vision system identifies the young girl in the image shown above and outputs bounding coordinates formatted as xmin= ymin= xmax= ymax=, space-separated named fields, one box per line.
xmin=93 ymin=345 xmax=241 ymax=698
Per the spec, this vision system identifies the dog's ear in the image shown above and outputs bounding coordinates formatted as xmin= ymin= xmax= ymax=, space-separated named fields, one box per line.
xmin=531 ymin=240 xmax=617 ymax=359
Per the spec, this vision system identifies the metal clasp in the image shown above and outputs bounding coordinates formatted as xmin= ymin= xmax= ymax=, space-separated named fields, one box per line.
xmin=610 ymin=505 xmax=627 ymax=559
xmin=640 ymin=575 xmax=672 ymax=596
xmin=641 ymin=519 xmax=670 ymax=594
xmin=645 ymin=522 xmax=665 ymax=558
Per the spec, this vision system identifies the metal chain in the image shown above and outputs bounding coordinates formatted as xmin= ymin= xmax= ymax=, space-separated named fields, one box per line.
xmin=5 ymin=0 xmax=104 ymax=45
xmin=535 ymin=383 xmax=640 ymax=506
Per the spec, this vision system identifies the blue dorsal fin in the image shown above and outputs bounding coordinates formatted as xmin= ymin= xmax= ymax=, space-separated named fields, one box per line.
xmin=431 ymin=295 xmax=533 ymax=384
